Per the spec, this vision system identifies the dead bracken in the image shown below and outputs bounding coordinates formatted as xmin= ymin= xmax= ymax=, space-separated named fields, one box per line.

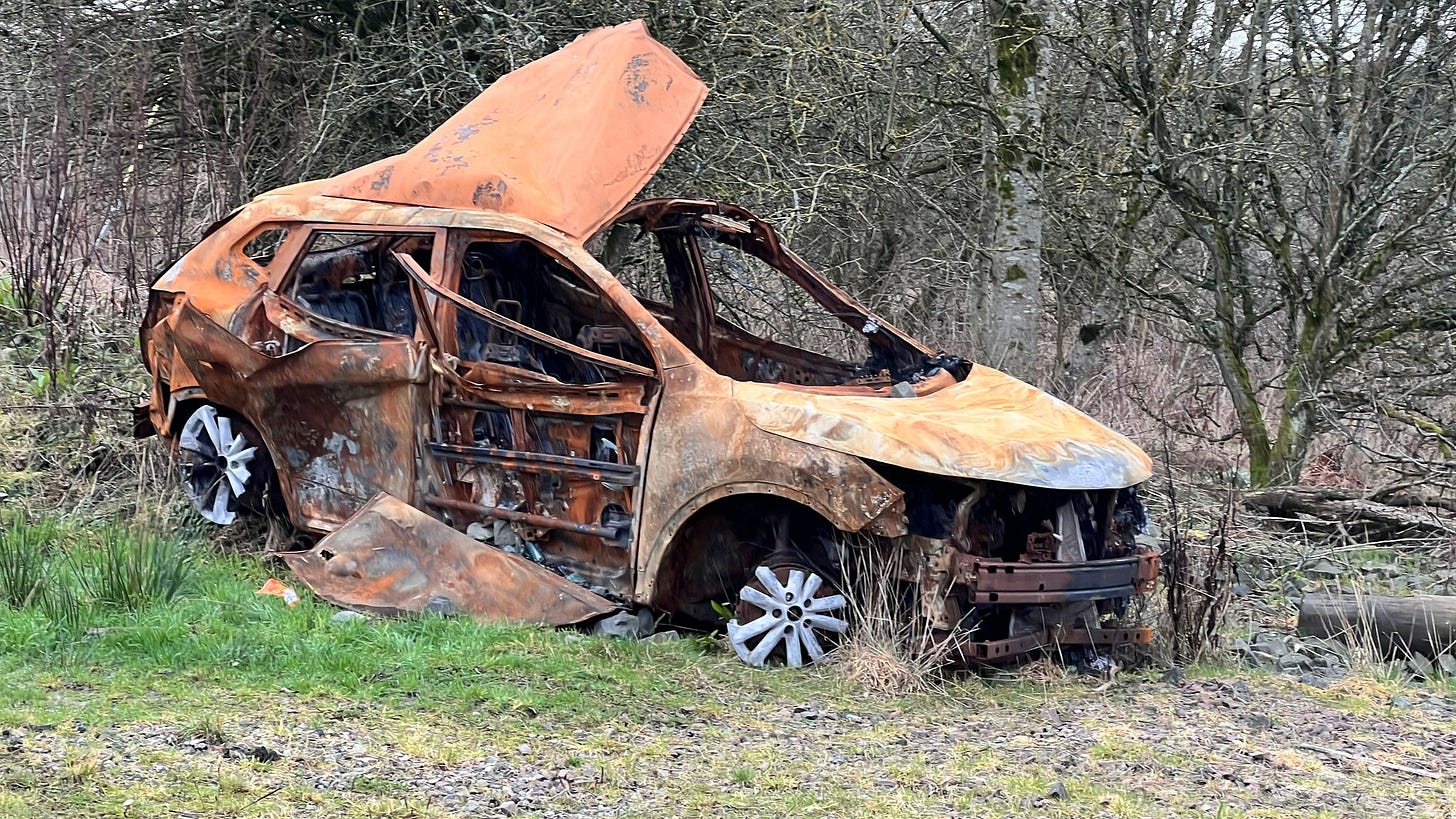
xmin=136 ymin=21 xmax=1158 ymax=668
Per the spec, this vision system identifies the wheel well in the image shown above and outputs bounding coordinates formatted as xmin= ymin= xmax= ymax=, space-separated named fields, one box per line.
xmin=169 ymin=396 xmax=210 ymax=438
xmin=650 ymin=494 xmax=841 ymax=618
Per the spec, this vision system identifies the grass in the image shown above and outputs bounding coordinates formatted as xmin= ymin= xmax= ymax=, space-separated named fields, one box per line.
xmin=0 ymin=543 xmax=785 ymax=721
xmin=0 ymin=517 xmax=47 ymax=608
xmin=0 ymin=512 xmax=201 ymax=649
xmin=0 ymin=522 xmax=1451 ymax=817
xmin=83 ymin=521 xmax=196 ymax=610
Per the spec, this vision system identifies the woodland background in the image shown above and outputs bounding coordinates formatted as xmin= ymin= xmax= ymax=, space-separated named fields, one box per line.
xmin=2 ymin=0 xmax=1454 ymax=496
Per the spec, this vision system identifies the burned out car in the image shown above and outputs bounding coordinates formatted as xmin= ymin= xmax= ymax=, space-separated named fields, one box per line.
xmin=137 ymin=21 xmax=1157 ymax=667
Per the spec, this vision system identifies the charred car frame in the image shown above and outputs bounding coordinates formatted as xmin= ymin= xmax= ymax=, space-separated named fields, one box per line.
xmin=136 ymin=21 xmax=1157 ymax=667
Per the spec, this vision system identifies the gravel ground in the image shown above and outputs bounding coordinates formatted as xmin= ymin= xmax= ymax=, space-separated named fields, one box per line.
xmin=5 ymin=671 xmax=1454 ymax=818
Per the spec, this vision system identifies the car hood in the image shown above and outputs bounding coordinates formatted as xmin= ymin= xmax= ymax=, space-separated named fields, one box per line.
xmin=293 ymin=20 xmax=706 ymax=242
xmin=734 ymin=366 xmax=1153 ymax=490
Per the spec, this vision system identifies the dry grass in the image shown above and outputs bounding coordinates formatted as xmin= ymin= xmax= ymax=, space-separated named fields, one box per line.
xmin=832 ymin=535 xmax=959 ymax=695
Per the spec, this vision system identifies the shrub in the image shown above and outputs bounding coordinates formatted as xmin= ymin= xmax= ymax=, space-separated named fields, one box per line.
xmin=82 ymin=523 xmax=196 ymax=611
xmin=0 ymin=514 xmax=56 ymax=608
xmin=1158 ymin=478 xmax=1235 ymax=666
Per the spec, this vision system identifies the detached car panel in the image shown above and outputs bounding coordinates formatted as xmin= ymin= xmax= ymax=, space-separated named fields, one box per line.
xmin=138 ymin=20 xmax=1159 ymax=667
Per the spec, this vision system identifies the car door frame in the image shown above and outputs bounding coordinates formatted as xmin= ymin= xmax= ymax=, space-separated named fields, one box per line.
xmin=181 ymin=222 xmax=449 ymax=532
xmin=398 ymin=227 xmax=666 ymax=597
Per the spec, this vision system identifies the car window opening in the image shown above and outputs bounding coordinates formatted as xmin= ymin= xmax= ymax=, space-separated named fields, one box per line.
xmin=454 ymin=239 xmax=653 ymax=383
xmin=290 ymin=231 xmax=433 ymax=336
xmin=591 ymin=210 xmax=956 ymax=389
xmin=241 ymin=226 xmax=289 ymax=268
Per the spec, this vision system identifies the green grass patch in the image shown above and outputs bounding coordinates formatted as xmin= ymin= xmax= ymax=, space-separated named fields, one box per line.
xmin=0 ymin=514 xmax=52 ymax=607
xmin=0 ymin=544 xmax=786 ymax=726
xmin=0 ymin=514 xmax=201 ymax=649
xmin=82 ymin=521 xmax=196 ymax=610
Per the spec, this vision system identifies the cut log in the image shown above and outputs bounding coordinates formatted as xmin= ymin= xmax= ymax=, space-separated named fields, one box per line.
xmin=1298 ymin=593 xmax=1456 ymax=658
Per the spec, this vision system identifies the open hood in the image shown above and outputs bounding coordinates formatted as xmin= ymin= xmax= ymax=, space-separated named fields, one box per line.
xmin=735 ymin=366 xmax=1153 ymax=490
xmin=303 ymin=20 xmax=706 ymax=241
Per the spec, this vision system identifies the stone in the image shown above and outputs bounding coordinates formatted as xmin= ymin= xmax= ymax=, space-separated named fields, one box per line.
xmin=1277 ymin=652 xmax=1313 ymax=672
xmin=1298 ymin=672 xmax=1330 ymax=690
xmin=642 ymin=630 xmax=681 ymax=644
xmin=1161 ymin=668 xmax=1185 ymax=685
xmin=1406 ymin=653 xmax=1435 ymax=680
xmin=330 ymin=610 xmax=368 ymax=624
xmin=592 ymin=611 xmax=647 ymax=639
xmin=1245 ymin=713 xmax=1273 ymax=730
xmin=1304 ymin=559 xmax=1344 ymax=577
xmin=636 ymin=607 xmax=656 ymax=634
xmin=227 ymin=744 xmax=281 ymax=763
xmin=1047 ymin=781 xmax=1069 ymax=800
xmin=1437 ymin=654 xmax=1456 ymax=676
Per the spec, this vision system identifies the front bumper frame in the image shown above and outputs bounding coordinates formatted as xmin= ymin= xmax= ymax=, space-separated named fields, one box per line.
xmin=896 ymin=534 xmax=1161 ymax=663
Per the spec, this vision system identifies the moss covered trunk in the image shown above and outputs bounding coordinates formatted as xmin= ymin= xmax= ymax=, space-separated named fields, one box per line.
xmin=982 ymin=0 xmax=1047 ymax=379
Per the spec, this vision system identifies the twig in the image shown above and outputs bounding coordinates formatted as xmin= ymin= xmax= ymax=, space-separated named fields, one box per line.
xmin=239 ymin=784 xmax=285 ymax=812
xmin=1294 ymin=743 xmax=1444 ymax=780
xmin=0 ymin=403 xmax=132 ymax=413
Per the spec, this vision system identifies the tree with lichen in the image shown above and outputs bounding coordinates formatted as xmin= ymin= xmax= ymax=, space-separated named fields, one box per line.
xmin=981 ymin=0 xmax=1048 ymax=379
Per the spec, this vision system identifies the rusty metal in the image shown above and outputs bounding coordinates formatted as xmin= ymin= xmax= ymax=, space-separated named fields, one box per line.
xmin=1135 ymin=550 xmax=1161 ymax=593
xmin=953 ymin=553 xmax=1155 ymax=605
xmin=930 ymin=624 xmax=1155 ymax=665
xmin=282 ymin=494 xmax=616 ymax=624
xmin=136 ymin=20 xmax=1159 ymax=665
xmin=1024 ymin=530 xmax=1058 ymax=562
xmin=425 ymin=495 xmax=625 ymax=541
xmin=734 ymin=363 xmax=1153 ymax=491
xmin=294 ymin=21 xmax=706 ymax=242
xmin=428 ymin=442 xmax=639 ymax=486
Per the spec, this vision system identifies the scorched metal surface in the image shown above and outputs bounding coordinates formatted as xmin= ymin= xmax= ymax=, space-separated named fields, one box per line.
xmin=137 ymin=20 xmax=1159 ymax=665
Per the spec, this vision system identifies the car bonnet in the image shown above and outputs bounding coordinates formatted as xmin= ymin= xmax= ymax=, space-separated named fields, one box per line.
xmin=734 ymin=365 xmax=1154 ymax=490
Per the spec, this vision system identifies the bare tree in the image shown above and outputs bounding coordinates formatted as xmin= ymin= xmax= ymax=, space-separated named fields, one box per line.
xmin=1058 ymin=0 xmax=1456 ymax=487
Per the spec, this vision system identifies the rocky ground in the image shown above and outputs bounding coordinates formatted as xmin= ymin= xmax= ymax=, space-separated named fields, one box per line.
xmin=4 ymin=661 xmax=1454 ymax=818
xmin=1218 ymin=520 xmax=1456 ymax=685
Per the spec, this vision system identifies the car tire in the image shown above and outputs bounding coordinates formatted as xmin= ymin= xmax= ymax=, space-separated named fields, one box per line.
xmin=177 ymin=404 xmax=264 ymax=525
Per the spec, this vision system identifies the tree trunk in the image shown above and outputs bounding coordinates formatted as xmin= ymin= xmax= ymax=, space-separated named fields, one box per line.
xmin=1298 ymin=593 xmax=1456 ymax=659
xmin=982 ymin=0 xmax=1046 ymax=380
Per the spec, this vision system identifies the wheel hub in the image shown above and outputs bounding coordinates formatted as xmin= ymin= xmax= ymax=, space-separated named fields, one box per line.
xmin=178 ymin=405 xmax=257 ymax=525
xmin=728 ymin=564 xmax=848 ymax=668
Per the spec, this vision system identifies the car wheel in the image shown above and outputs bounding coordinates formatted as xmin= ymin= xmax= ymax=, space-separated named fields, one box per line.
xmin=728 ymin=564 xmax=849 ymax=668
xmin=177 ymin=404 xmax=259 ymax=525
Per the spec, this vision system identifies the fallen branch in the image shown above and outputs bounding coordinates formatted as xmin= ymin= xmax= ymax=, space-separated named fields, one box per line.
xmin=1243 ymin=485 xmax=1455 ymax=537
xmin=1298 ymin=592 xmax=1456 ymax=658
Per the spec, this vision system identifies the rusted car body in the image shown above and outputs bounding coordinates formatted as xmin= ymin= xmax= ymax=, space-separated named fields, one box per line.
xmin=137 ymin=21 xmax=1157 ymax=666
